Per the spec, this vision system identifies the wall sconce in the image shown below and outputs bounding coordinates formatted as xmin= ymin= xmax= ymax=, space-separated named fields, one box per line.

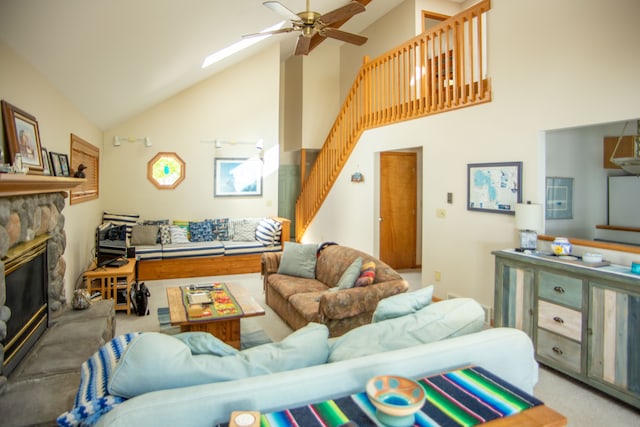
xmin=515 ymin=202 xmax=543 ymax=251
xmin=202 ymin=138 xmax=264 ymax=151
xmin=113 ymin=136 xmax=152 ymax=147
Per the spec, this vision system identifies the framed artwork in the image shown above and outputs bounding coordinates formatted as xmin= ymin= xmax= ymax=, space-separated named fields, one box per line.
xmin=1 ymin=100 xmax=45 ymax=174
xmin=214 ymin=157 xmax=263 ymax=197
xmin=59 ymin=153 xmax=70 ymax=176
xmin=467 ymin=161 xmax=522 ymax=214
xmin=41 ymin=147 xmax=52 ymax=175
xmin=49 ymin=152 xmax=63 ymax=176
xmin=545 ymin=177 xmax=573 ymax=219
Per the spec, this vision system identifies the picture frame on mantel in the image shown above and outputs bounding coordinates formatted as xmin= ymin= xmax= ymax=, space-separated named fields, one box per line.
xmin=467 ymin=161 xmax=522 ymax=215
xmin=1 ymin=100 xmax=45 ymax=174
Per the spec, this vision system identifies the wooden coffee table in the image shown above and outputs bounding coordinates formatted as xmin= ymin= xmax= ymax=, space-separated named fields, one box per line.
xmin=483 ymin=405 xmax=566 ymax=426
xmin=166 ymin=283 xmax=265 ymax=349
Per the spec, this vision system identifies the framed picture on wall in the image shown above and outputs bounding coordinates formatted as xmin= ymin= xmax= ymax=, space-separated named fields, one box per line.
xmin=545 ymin=177 xmax=573 ymax=219
xmin=214 ymin=157 xmax=263 ymax=197
xmin=467 ymin=161 xmax=522 ymax=214
xmin=1 ymin=100 xmax=45 ymax=174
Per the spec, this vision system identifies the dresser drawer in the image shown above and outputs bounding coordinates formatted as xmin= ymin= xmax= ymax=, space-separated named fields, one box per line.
xmin=537 ymin=300 xmax=582 ymax=341
xmin=538 ymin=270 xmax=583 ymax=309
xmin=537 ymin=328 xmax=582 ymax=373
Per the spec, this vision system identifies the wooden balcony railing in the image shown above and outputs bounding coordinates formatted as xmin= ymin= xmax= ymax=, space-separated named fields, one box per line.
xmin=295 ymin=0 xmax=492 ymax=241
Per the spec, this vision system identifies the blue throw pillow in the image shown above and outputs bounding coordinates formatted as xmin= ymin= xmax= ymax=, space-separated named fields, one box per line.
xmin=210 ymin=218 xmax=229 ymax=241
xmin=189 ymin=220 xmax=214 ymax=242
xmin=277 ymin=242 xmax=317 ymax=279
xmin=372 ymin=285 xmax=434 ymax=322
xmin=334 ymin=257 xmax=362 ymax=290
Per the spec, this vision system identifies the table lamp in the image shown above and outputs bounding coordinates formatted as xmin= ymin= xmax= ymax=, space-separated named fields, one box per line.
xmin=515 ymin=202 xmax=543 ymax=251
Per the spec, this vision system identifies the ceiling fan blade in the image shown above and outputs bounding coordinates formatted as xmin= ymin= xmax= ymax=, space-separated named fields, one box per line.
xmin=318 ymin=2 xmax=366 ymax=26
xmin=294 ymin=35 xmax=312 ymax=56
xmin=322 ymin=28 xmax=367 ymax=46
xmin=263 ymin=1 xmax=301 ymax=21
xmin=242 ymin=27 xmax=294 ymax=38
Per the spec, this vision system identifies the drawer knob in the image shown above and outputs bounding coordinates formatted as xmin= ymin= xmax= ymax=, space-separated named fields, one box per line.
xmin=553 ymin=286 xmax=565 ymax=294
xmin=553 ymin=316 xmax=564 ymax=324
xmin=552 ymin=346 xmax=564 ymax=355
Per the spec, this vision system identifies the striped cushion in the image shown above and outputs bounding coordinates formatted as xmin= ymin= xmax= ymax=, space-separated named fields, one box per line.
xmin=223 ymin=240 xmax=282 ymax=256
xmin=256 ymin=218 xmax=282 ymax=246
xmin=103 ymin=212 xmax=139 ymax=239
xmin=162 ymin=241 xmax=224 ymax=259
xmin=133 ymin=245 xmax=163 ymax=261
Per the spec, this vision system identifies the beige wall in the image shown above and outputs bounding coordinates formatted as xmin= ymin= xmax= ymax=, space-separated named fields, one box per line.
xmin=103 ymin=44 xmax=281 ymax=221
xmin=0 ymin=41 xmax=103 ymax=302
xmin=304 ymin=0 xmax=640 ymax=308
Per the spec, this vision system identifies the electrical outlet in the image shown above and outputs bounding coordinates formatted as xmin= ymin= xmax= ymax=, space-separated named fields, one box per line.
xmin=435 ymin=271 xmax=441 ymax=281
xmin=436 ymin=208 xmax=446 ymax=218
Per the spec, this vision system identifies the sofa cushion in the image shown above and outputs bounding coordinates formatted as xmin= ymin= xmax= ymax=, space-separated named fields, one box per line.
xmin=278 ymin=242 xmax=317 ymax=279
xmin=130 ymin=225 xmax=160 ymax=246
xmin=103 ymin=211 xmax=139 ymax=239
xmin=173 ymin=332 xmax=239 ymax=356
xmin=268 ymin=275 xmax=329 ymax=301
xmin=169 ymin=225 xmax=190 ymax=243
xmin=372 ymin=285 xmax=434 ymax=322
xmin=288 ymin=291 xmax=324 ymax=322
xmin=354 ymin=260 xmax=376 ymax=287
xmin=108 ymin=323 xmax=330 ymax=398
xmin=256 ymin=218 xmax=282 ymax=245
xmin=328 ymin=298 xmax=485 ymax=362
xmin=230 ymin=218 xmax=261 ymax=241
xmin=189 ymin=220 xmax=214 ymax=242
xmin=159 ymin=224 xmax=171 ymax=244
xmin=334 ymin=257 xmax=362 ymax=291
xmin=211 ymin=218 xmax=230 ymax=241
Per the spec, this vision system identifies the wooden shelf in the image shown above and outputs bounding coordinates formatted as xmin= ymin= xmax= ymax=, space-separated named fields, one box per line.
xmin=0 ymin=173 xmax=85 ymax=197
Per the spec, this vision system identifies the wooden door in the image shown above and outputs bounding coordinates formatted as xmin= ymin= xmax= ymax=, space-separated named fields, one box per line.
xmin=379 ymin=152 xmax=417 ymax=269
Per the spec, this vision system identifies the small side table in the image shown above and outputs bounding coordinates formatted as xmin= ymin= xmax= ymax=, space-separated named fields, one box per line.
xmin=83 ymin=259 xmax=136 ymax=314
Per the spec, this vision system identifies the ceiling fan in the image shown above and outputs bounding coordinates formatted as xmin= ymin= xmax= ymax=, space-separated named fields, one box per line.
xmin=244 ymin=0 xmax=368 ymax=56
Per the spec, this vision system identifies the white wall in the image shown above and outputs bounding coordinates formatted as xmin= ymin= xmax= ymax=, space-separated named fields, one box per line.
xmin=305 ymin=0 xmax=640 ymax=307
xmin=0 ymin=41 xmax=103 ymax=302
xmin=103 ymin=45 xmax=281 ymax=221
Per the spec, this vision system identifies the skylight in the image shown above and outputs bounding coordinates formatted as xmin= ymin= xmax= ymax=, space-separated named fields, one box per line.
xmin=202 ymin=21 xmax=286 ymax=69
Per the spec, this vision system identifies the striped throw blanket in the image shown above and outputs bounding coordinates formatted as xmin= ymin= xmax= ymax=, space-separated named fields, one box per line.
xmin=57 ymin=332 xmax=141 ymax=427
xmin=228 ymin=367 xmax=542 ymax=427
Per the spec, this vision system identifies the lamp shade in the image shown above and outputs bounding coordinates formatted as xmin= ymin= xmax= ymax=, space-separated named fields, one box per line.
xmin=515 ymin=203 xmax=543 ymax=231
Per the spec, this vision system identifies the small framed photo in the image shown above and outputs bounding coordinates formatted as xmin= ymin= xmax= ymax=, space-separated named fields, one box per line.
xmin=59 ymin=153 xmax=70 ymax=176
xmin=1 ymin=100 xmax=45 ymax=174
xmin=49 ymin=152 xmax=63 ymax=176
xmin=467 ymin=161 xmax=522 ymax=214
xmin=545 ymin=177 xmax=573 ymax=219
xmin=41 ymin=147 xmax=52 ymax=176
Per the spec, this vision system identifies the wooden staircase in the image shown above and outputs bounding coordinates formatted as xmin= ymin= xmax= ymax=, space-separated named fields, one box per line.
xmin=295 ymin=0 xmax=492 ymax=242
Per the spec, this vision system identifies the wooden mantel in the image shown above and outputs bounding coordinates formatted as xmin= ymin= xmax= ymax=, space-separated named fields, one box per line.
xmin=0 ymin=173 xmax=85 ymax=197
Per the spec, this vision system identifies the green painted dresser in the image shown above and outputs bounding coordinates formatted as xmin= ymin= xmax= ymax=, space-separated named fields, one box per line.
xmin=493 ymin=249 xmax=640 ymax=409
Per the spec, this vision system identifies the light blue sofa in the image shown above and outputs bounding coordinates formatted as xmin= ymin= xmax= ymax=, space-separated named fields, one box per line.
xmin=73 ymin=297 xmax=538 ymax=427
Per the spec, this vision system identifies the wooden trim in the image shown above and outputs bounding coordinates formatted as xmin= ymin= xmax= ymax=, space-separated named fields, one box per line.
xmin=421 ymin=10 xmax=450 ymax=33
xmin=595 ymin=224 xmax=640 ymax=233
xmin=0 ymin=173 xmax=84 ymax=197
xmin=539 ymin=234 xmax=640 ymax=255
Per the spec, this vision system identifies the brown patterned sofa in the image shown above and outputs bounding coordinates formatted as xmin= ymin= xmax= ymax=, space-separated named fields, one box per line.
xmin=261 ymin=244 xmax=409 ymax=337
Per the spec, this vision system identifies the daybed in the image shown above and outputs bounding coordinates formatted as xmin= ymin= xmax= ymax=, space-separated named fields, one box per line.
xmin=101 ymin=212 xmax=290 ymax=281
xmin=262 ymin=243 xmax=409 ymax=337
xmin=60 ymin=296 xmax=539 ymax=427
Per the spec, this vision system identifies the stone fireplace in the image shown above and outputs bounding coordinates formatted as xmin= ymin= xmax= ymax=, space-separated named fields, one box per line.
xmin=0 ymin=175 xmax=78 ymax=386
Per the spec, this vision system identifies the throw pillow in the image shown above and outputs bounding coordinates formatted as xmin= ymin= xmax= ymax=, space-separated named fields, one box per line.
xmin=173 ymin=332 xmax=238 ymax=357
xmin=103 ymin=211 xmax=140 ymax=239
xmin=169 ymin=225 xmax=189 ymax=243
xmin=277 ymin=242 xmax=317 ymax=279
xmin=189 ymin=220 xmax=214 ymax=242
xmin=108 ymin=323 xmax=329 ymax=398
xmin=255 ymin=218 xmax=282 ymax=246
xmin=158 ymin=224 xmax=171 ymax=244
xmin=142 ymin=219 xmax=169 ymax=243
xmin=210 ymin=218 xmax=229 ymax=241
xmin=372 ymin=285 xmax=434 ymax=322
xmin=334 ymin=257 xmax=363 ymax=290
xmin=172 ymin=220 xmax=190 ymax=240
xmin=230 ymin=218 xmax=261 ymax=241
xmin=130 ymin=225 xmax=160 ymax=246
xmin=354 ymin=260 xmax=376 ymax=287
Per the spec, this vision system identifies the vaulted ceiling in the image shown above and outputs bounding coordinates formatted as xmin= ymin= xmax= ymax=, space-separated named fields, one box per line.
xmin=0 ymin=0 xmax=410 ymax=130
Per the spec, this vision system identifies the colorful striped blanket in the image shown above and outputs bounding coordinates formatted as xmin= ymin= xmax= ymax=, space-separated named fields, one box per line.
xmin=221 ymin=367 xmax=542 ymax=427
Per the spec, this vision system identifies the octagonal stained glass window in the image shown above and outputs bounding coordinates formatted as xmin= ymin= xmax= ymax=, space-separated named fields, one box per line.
xmin=147 ymin=152 xmax=185 ymax=189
